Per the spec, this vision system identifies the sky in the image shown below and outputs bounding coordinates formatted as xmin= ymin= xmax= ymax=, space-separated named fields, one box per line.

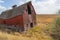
xmin=0 ymin=0 xmax=60 ymax=14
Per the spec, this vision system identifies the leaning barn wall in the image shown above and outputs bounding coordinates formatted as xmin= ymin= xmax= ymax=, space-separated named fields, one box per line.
xmin=30 ymin=3 xmax=36 ymax=26
xmin=5 ymin=15 xmax=23 ymax=27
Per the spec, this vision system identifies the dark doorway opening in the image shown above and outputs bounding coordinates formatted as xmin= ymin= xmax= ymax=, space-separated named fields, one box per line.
xmin=30 ymin=23 xmax=33 ymax=28
xmin=27 ymin=5 xmax=31 ymax=14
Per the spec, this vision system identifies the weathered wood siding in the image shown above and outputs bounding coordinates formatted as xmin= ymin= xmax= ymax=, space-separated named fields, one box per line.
xmin=0 ymin=19 xmax=4 ymax=24
xmin=5 ymin=15 xmax=23 ymax=27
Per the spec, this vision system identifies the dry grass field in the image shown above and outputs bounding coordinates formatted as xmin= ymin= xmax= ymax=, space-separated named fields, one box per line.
xmin=0 ymin=14 xmax=60 ymax=40
xmin=37 ymin=14 xmax=59 ymax=24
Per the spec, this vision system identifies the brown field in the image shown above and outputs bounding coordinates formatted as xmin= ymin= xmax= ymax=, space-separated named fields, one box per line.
xmin=37 ymin=14 xmax=60 ymax=25
xmin=0 ymin=14 xmax=60 ymax=40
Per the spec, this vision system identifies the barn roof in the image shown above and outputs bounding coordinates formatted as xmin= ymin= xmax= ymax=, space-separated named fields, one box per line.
xmin=0 ymin=1 xmax=31 ymax=19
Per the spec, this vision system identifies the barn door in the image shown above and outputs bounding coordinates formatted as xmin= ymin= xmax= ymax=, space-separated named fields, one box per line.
xmin=30 ymin=23 xmax=33 ymax=28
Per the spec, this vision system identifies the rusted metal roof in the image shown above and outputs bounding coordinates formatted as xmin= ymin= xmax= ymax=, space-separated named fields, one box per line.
xmin=0 ymin=1 xmax=31 ymax=19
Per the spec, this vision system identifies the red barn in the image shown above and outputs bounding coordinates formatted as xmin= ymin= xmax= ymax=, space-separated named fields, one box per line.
xmin=0 ymin=1 xmax=36 ymax=32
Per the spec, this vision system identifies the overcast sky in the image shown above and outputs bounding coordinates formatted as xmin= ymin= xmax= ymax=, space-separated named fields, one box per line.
xmin=0 ymin=0 xmax=60 ymax=14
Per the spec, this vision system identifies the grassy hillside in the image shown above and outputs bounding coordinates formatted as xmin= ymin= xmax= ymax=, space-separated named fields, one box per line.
xmin=0 ymin=14 xmax=60 ymax=40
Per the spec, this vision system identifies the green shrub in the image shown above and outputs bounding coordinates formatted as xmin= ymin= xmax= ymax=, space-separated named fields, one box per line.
xmin=55 ymin=18 xmax=60 ymax=27
xmin=44 ymin=17 xmax=60 ymax=40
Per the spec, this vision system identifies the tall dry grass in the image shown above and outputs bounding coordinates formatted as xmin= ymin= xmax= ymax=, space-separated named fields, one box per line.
xmin=0 ymin=25 xmax=54 ymax=40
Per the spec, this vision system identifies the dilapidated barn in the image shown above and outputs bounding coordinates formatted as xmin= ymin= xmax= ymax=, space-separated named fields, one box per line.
xmin=0 ymin=1 xmax=36 ymax=32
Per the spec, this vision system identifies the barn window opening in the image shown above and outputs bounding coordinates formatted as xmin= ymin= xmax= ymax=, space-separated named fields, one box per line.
xmin=30 ymin=23 xmax=33 ymax=28
xmin=27 ymin=5 xmax=31 ymax=14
